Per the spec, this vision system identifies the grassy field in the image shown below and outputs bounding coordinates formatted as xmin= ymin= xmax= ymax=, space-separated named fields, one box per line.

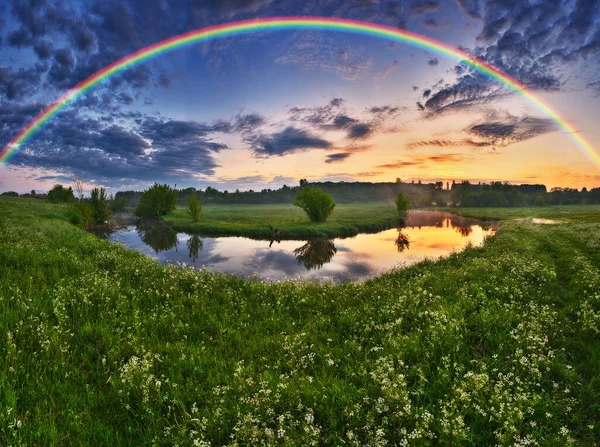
xmin=436 ymin=205 xmax=600 ymax=222
xmin=164 ymin=202 xmax=401 ymax=239
xmin=1 ymin=195 xmax=600 ymax=445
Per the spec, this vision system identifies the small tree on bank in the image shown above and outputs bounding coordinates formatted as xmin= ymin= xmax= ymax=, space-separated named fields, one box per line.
xmin=395 ymin=192 xmax=410 ymax=217
xmin=134 ymin=183 xmax=177 ymax=218
xmin=89 ymin=187 xmax=112 ymax=223
xmin=187 ymin=194 xmax=202 ymax=222
xmin=293 ymin=186 xmax=336 ymax=223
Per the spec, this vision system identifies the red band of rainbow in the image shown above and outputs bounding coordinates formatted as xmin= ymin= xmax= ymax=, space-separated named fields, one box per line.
xmin=1 ymin=17 xmax=598 ymax=168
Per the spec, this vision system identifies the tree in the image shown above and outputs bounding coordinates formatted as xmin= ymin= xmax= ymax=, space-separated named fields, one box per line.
xmin=112 ymin=196 xmax=127 ymax=213
xmin=134 ymin=183 xmax=177 ymax=218
xmin=187 ymin=194 xmax=202 ymax=222
xmin=89 ymin=187 xmax=111 ymax=223
xmin=293 ymin=186 xmax=336 ymax=223
xmin=395 ymin=192 xmax=410 ymax=217
xmin=299 ymin=179 xmax=309 ymax=187
xmin=48 ymin=184 xmax=75 ymax=203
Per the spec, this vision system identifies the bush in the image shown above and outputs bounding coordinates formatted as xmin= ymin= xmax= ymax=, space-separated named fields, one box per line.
xmin=48 ymin=184 xmax=75 ymax=203
xmin=293 ymin=186 xmax=336 ymax=222
xmin=187 ymin=194 xmax=202 ymax=222
xmin=89 ymin=188 xmax=112 ymax=223
xmin=395 ymin=192 xmax=410 ymax=216
xmin=134 ymin=183 xmax=177 ymax=218
xmin=1 ymin=191 xmax=19 ymax=197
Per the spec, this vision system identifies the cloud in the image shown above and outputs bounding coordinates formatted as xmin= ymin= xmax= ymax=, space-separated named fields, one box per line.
xmin=273 ymin=33 xmax=372 ymax=82
xmin=373 ymin=59 xmax=398 ymax=87
xmin=455 ymin=0 xmax=481 ymax=19
xmin=466 ymin=115 xmax=557 ymax=147
xmin=246 ymin=126 xmax=332 ymax=157
xmin=423 ymin=18 xmax=439 ymax=29
xmin=406 ymin=139 xmax=489 ymax=150
xmin=377 ymin=153 xmax=471 ymax=169
xmin=409 ymin=1 xmax=441 ymax=16
xmin=427 ymin=57 xmax=439 ymax=66
xmin=325 ymin=153 xmax=352 ymax=163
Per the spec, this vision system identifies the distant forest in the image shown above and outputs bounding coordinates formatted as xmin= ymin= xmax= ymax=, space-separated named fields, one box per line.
xmin=106 ymin=179 xmax=600 ymax=208
xmin=4 ymin=179 xmax=599 ymax=208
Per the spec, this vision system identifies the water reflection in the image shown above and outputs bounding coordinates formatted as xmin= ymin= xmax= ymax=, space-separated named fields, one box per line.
xmin=137 ymin=220 xmax=178 ymax=253
xmin=394 ymin=231 xmax=410 ymax=253
xmin=187 ymin=235 xmax=203 ymax=262
xmin=293 ymin=239 xmax=337 ymax=270
xmin=95 ymin=211 xmax=497 ymax=282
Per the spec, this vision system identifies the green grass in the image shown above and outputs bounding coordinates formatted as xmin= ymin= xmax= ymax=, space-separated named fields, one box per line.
xmin=434 ymin=204 xmax=600 ymax=221
xmin=1 ymin=195 xmax=600 ymax=445
xmin=164 ymin=202 xmax=402 ymax=239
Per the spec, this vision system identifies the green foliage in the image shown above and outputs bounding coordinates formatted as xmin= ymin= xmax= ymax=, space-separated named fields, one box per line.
xmin=1 ymin=191 xmax=19 ymax=197
xmin=47 ymin=184 xmax=75 ymax=203
xmin=293 ymin=186 xmax=336 ymax=223
xmin=88 ymin=187 xmax=112 ymax=223
xmin=187 ymin=194 xmax=202 ymax=222
xmin=1 ymin=196 xmax=600 ymax=444
xmin=165 ymin=203 xmax=398 ymax=239
xmin=134 ymin=183 xmax=177 ymax=218
xmin=394 ymin=192 xmax=410 ymax=216
xmin=111 ymin=196 xmax=127 ymax=213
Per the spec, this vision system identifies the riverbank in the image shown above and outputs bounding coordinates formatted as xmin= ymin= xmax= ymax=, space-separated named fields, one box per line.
xmin=1 ymin=195 xmax=599 ymax=445
xmin=164 ymin=202 xmax=403 ymax=239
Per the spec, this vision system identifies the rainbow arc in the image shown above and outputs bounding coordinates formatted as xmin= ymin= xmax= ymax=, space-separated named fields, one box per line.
xmin=1 ymin=17 xmax=598 ymax=168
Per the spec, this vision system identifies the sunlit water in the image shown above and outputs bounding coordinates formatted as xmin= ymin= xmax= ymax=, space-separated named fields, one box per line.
xmin=96 ymin=211 xmax=497 ymax=282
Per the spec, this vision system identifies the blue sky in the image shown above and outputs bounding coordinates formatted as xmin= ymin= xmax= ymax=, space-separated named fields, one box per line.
xmin=0 ymin=0 xmax=599 ymax=193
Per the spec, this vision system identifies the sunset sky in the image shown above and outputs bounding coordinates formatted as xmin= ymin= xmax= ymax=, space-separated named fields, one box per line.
xmin=1 ymin=0 xmax=599 ymax=193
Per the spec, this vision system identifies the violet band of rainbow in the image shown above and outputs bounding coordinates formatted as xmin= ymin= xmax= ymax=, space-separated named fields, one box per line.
xmin=1 ymin=17 xmax=598 ymax=168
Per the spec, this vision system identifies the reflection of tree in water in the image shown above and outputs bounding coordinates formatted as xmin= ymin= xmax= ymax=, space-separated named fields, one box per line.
xmin=395 ymin=231 xmax=410 ymax=252
xmin=293 ymin=239 xmax=337 ymax=270
xmin=136 ymin=220 xmax=178 ymax=253
xmin=454 ymin=226 xmax=473 ymax=237
xmin=187 ymin=235 xmax=203 ymax=262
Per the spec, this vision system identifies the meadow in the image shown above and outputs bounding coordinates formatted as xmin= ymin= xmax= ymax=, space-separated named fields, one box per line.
xmin=164 ymin=202 xmax=401 ymax=239
xmin=1 ymin=195 xmax=599 ymax=445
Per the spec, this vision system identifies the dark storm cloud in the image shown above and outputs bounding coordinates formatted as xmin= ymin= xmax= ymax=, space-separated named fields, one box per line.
xmin=406 ymin=114 xmax=556 ymax=150
xmin=423 ymin=18 xmax=439 ymax=29
xmin=423 ymin=89 xmax=431 ymax=98
xmin=325 ymin=153 xmax=352 ymax=164
xmin=290 ymin=98 xmax=399 ymax=141
xmin=427 ymin=58 xmax=439 ymax=66
xmin=409 ymin=0 xmax=441 ymax=16
xmin=0 ymin=65 xmax=44 ymax=100
xmin=466 ymin=115 xmax=557 ymax=147
xmin=7 ymin=27 xmax=32 ymax=47
xmin=33 ymin=39 xmax=53 ymax=59
xmin=139 ymin=117 xmax=232 ymax=145
xmin=247 ymin=126 xmax=332 ymax=157
xmin=347 ymin=123 xmax=372 ymax=139
xmin=419 ymin=0 xmax=600 ymax=118
xmin=233 ymin=113 xmax=266 ymax=133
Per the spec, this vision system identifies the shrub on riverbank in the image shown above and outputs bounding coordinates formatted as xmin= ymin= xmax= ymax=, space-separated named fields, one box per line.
xmin=293 ymin=186 xmax=336 ymax=222
xmin=134 ymin=183 xmax=177 ymax=218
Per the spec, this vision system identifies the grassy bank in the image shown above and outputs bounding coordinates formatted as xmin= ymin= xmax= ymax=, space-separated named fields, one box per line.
xmin=164 ymin=202 xmax=402 ymax=239
xmin=435 ymin=205 xmax=600 ymax=221
xmin=1 ymin=195 xmax=600 ymax=445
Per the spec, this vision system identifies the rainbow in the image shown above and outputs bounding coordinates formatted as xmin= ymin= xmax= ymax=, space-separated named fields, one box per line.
xmin=1 ymin=17 xmax=598 ymax=168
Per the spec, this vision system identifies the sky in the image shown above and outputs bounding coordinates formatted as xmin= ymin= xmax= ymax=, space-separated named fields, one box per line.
xmin=0 ymin=0 xmax=599 ymax=194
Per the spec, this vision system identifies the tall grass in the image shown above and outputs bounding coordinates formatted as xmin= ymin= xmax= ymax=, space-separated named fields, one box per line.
xmin=1 ymin=196 xmax=599 ymax=445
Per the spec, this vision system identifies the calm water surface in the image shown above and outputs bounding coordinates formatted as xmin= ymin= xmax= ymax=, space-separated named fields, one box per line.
xmin=99 ymin=211 xmax=497 ymax=282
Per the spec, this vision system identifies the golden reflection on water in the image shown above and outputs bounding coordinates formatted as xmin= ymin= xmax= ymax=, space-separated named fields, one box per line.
xmin=109 ymin=211 xmax=497 ymax=282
